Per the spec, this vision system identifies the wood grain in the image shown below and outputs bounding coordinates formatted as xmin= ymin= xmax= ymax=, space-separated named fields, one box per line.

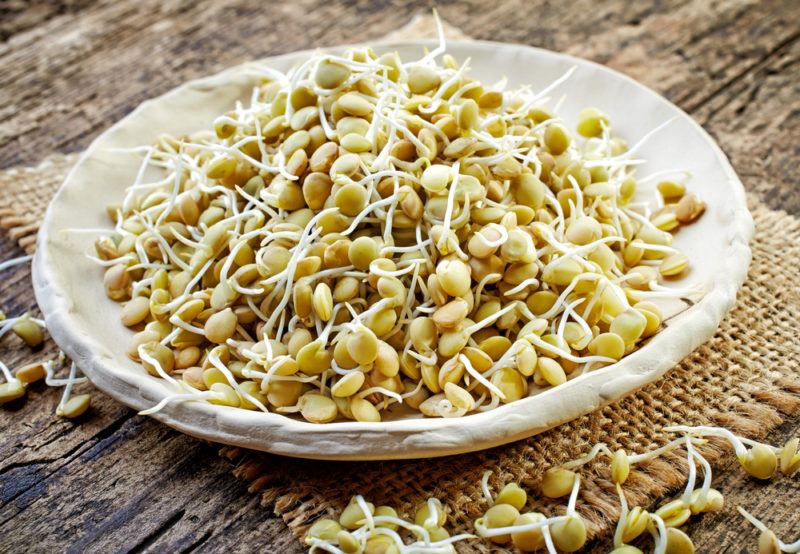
xmin=1 ymin=0 xmax=798 ymax=552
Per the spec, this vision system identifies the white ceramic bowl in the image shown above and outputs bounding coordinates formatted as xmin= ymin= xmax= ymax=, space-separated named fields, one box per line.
xmin=33 ymin=40 xmax=752 ymax=460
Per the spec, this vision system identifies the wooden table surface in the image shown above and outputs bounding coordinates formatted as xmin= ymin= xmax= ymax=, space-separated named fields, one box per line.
xmin=1 ymin=1 xmax=799 ymax=552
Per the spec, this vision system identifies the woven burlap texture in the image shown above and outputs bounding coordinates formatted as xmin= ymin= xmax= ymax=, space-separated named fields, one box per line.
xmin=1 ymin=16 xmax=798 ymax=552
xmin=0 ymin=153 xmax=78 ymax=254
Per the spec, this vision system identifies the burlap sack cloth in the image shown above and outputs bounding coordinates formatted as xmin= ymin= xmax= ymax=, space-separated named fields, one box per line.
xmin=2 ymin=16 xmax=798 ymax=552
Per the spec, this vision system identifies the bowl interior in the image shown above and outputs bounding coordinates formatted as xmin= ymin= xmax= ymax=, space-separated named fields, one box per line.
xmin=34 ymin=40 xmax=751 ymax=460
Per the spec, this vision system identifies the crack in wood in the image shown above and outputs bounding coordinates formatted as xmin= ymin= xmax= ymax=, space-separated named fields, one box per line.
xmin=0 ymin=458 xmax=62 ymax=476
xmin=126 ymin=509 xmax=187 ymax=554
xmin=687 ymin=29 xmax=800 ymax=116
xmin=0 ymin=412 xmax=136 ymax=513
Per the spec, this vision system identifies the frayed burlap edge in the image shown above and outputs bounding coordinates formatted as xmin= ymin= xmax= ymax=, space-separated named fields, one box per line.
xmin=2 ymin=15 xmax=799 ymax=552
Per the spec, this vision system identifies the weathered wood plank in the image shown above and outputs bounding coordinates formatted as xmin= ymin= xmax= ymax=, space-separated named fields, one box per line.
xmin=1 ymin=415 xmax=299 ymax=553
xmin=0 ymin=0 xmax=95 ymax=42
xmin=697 ymin=38 xmax=800 ymax=213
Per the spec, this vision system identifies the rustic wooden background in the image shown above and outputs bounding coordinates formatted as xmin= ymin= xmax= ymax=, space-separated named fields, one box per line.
xmin=1 ymin=0 xmax=799 ymax=552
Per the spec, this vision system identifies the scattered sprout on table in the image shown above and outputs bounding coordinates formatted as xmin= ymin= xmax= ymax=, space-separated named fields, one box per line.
xmin=0 ymin=254 xmax=92 ymax=417
xmin=738 ymin=506 xmax=800 ymax=554
xmin=305 ymin=424 xmax=799 ymax=553
xmin=304 ymin=494 xmax=473 ymax=553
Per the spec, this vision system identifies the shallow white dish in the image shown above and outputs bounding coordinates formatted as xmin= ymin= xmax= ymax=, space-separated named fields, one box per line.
xmin=33 ymin=40 xmax=753 ymax=460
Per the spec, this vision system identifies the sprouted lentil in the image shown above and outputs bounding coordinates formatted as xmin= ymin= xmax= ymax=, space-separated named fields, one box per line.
xmin=306 ymin=421 xmax=797 ymax=553
xmin=305 ymin=495 xmax=473 ymax=553
xmin=89 ymin=12 xmax=706 ymax=423
xmin=454 ymin=425 xmax=796 ymax=554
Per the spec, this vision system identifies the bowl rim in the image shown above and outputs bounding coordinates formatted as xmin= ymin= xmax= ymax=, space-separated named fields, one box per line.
xmin=33 ymin=38 xmax=753 ymax=460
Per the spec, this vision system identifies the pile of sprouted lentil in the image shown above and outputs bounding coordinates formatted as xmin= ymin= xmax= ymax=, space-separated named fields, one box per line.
xmin=0 ymin=255 xmax=91 ymax=418
xmin=305 ymin=425 xmax=800 ymax=553
xmin=88 ymin=16 xmax=706 ymax=424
